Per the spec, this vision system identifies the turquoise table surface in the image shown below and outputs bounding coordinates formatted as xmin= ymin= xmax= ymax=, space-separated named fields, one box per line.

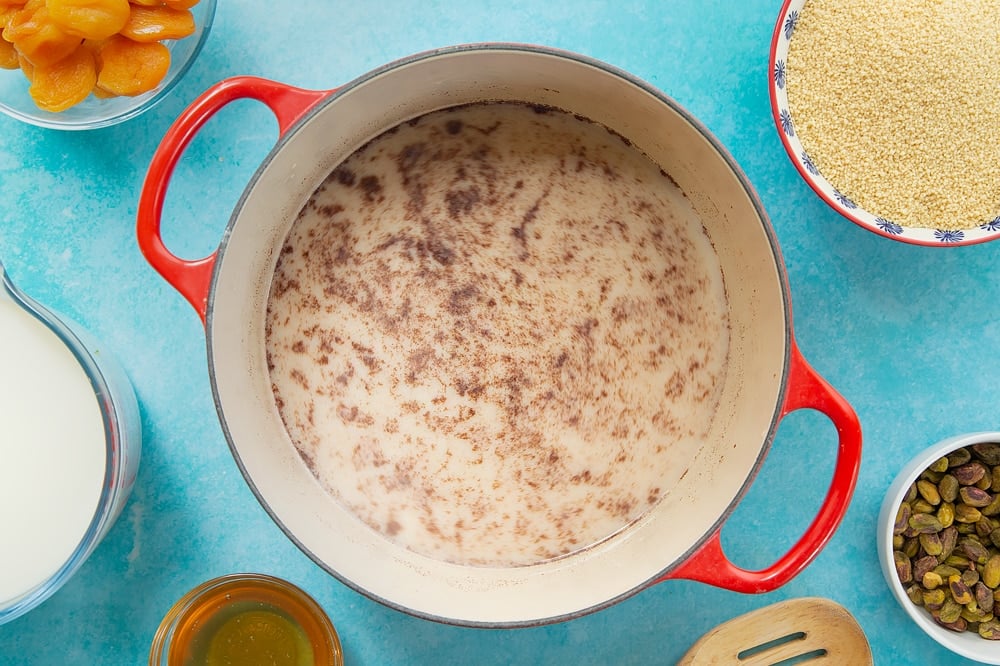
xmin=1 ymin=1 xmax=998 ymax=664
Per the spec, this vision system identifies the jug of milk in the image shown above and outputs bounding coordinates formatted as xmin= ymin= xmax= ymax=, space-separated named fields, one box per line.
xmin=0 ymin=261 xmax=140 ymax=625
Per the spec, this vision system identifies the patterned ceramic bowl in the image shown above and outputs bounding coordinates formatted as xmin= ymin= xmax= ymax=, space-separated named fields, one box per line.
xmin=0 ymin=0 xmax=216 ymax=130
xmin=768 ymin=0 xmax=1000 ymax=246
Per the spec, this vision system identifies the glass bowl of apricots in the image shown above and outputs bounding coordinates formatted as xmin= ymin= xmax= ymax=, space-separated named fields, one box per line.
xmin=0 ymin=0 xmax=216 ymax=129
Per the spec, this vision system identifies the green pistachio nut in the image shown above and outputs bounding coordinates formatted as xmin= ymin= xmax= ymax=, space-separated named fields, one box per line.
xmin=940 ymin=474 xmax=960 ymax=503
xmin=972 ymin=443 xmax=1000 ymax=466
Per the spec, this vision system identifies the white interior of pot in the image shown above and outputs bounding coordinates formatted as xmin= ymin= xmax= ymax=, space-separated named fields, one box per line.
xmin=207 ymin=46 xmax=789 ymax=626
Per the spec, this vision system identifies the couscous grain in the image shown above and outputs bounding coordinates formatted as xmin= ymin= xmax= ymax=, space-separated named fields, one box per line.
xmin=786 ymin=0 xmax=1000 ymax=231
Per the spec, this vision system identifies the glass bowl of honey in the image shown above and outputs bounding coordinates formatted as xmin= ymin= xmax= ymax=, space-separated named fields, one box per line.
xmin=149 ymin=573 xmax=343 ymax=666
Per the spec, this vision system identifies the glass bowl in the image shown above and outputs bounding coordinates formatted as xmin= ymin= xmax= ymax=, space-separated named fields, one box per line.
xmin=878 ymin=431 xmax=1000 ymax=664
xmin=149 ymin=573 xmax=344 ymax=666
xmin=0 ymin=0 xmax=216 ymax=130
xmin=0 ymin=262 xmax=141 ymax=626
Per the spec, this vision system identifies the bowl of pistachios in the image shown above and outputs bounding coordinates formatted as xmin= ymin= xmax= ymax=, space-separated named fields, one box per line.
xmin=878 ymin=432 xmax=1000 ymax=663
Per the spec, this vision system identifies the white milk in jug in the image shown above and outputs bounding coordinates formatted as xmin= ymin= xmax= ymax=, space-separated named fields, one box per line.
xmin=0 ymin=289 xmax=107 ymax=610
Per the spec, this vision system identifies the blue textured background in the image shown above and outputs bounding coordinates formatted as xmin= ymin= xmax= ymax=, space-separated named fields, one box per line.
xmin=1 ymin=1 xmax=997 ymax=664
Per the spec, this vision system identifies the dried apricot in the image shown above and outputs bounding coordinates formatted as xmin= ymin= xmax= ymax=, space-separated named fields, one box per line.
xmin=2 ymin=0 xmax=42 ymax=33
xmin=3 ymin=3 xmax=82 ymax=68
xmin=0 ymin=0 xmax=200 ymax=110
xmin=0 ymin=5 xmax=21 ymax=44
xmin=0 ymin=35 xmax=17 ymax=68
xmin=0 ymin=5 xmax=19 ymax=26
xmin=28 ymin=44 xmax=96 ymax=111
xmin=16 ymin=52 xmax=32 ymax=80
xmin=119 ymin=4 xmax=193 ymax=42
xmin=47 ymin=0 xmax=131 ymax=40
xmin=0 ymin=0 xmax=32 ymax=36
xmin=95 ymin=33 xmax=168 ymax=96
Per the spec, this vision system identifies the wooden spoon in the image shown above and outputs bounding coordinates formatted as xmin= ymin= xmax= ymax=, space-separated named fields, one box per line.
xmin=677 ymin=597 xmax=872 ymax=665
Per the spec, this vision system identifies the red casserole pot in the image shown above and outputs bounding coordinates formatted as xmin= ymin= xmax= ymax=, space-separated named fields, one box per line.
xmin=137 ymin=44 xmax=862 ymax=627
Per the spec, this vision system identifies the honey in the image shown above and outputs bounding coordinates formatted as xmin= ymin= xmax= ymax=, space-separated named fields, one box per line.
xmin=149 ymin=574 xmax=342 ymax=666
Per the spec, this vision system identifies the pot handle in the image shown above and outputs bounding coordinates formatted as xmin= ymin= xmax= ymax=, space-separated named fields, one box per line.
xmin=136 ymin=76 xmax=332 ymax=324
xmin=657 ymin=339 xmax=862 ymax=592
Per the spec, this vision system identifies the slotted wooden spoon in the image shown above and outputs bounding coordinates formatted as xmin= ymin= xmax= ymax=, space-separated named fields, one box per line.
xmin=678 ymin=597 xmax=872 ymax=665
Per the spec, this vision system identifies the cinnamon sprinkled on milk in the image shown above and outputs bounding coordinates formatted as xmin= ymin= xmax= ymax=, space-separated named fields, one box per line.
xmin=265 ymin=102 xmax=729 ymax=566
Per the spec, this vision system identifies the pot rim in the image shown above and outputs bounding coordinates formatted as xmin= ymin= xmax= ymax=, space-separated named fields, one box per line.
xmin=202 ymin=42 xmax=794 ymax=627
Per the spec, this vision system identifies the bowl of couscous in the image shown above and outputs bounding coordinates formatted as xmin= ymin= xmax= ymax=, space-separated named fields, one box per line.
xmin=769 ymin=0 xmax=1000 ymax=246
